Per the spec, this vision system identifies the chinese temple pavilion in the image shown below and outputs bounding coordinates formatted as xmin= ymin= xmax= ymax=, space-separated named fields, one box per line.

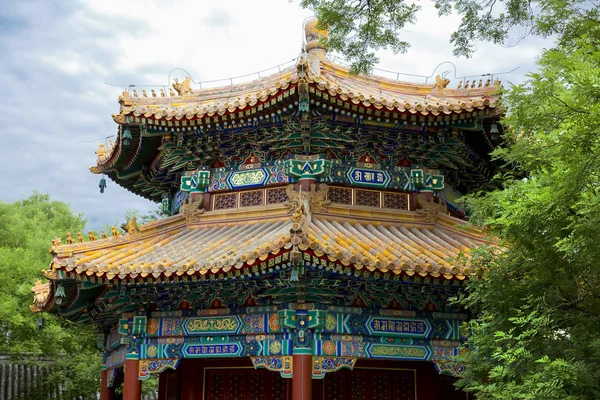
xmin=33 ymin=19 xmax=501 ymax=400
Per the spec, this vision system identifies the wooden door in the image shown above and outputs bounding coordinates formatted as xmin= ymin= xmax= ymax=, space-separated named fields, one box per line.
xmin=204 ymin=369 xmax=289 ymax=400
xmin=324 ymin=369 xmax=416 ymax=400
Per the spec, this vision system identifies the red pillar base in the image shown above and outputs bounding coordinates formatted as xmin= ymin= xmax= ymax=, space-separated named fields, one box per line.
xmin=123 ymin=359 xmax=142 ymax=400
xmin=292 ymin=354 xmax=312 ymax=400
xmin=100 ymin=369 xmax=114 ymax=400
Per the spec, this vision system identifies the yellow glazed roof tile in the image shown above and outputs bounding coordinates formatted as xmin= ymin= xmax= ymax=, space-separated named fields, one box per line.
xmin=50 ymin=212 xmax=488 ymax=282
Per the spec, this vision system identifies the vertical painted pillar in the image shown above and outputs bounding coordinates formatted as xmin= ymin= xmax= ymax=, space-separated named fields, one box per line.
xmin=123 ymin=359 xmax=142 ymax=400
xmin=292 ymin=354 xmax=312 ymax=400
xmin=100 ymin=369 xmax=114 ymax=400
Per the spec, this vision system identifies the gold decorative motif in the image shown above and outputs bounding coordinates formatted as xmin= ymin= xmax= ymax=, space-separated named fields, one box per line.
xmin=95 ymin=143 xmax=109 ymax=159
xmin=185 ymin=316 xmax=239 ymax=332
xmin=172 ymin=77 xmax=194 ymax=96
xmin=101 ymin=230 xmax=108 ymax=239
xmin=111 ymin=226 xmax=120 ymax=237
xmin=182 ymin=195 xmax=205 ymax=223
xmin=112 ymin=113 xmax=126 ymax=124
xmin=415 ymin=193 xmax=447 ymax=223
xmin=142 ymin=90 xmax=148 ymax=97
xmin=433 ymin=74 xmax=450 ymax=90
xmin=66 ymin=232 xmax=74 ymax=245
xmin=77 ymin=232 xmax=84 ymax=243
xmin=88 ymin=231 xmax=97 ymax=241
xmin=151 ymin=89 xmax=157 ymax=97
xmin=370 ymin=345 xmax=427 ymax=358
xmin=121 ymin=216 xmax=140 ymax=236
xmin=286 ymin=184 xmax=330 ymax=215
xmin=52 ymin=237 xmax=62 ymax=247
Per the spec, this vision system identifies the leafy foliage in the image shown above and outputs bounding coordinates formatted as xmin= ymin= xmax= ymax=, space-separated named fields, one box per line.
xmin=458 ymin=29 xmax=600 ymax=399
xmin=300 ymin=0 xmax=599 ymax=73
xmin=0 ymin=193 xmax=100 ymax=399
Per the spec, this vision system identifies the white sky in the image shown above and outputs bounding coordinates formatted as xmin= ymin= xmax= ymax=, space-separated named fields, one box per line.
xmin=0 ymin=0 xmax=551 ymax=231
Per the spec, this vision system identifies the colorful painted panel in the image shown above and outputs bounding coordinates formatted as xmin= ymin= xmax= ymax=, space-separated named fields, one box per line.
xmin=210 ymin=162 xmax=287 ymax=191
xmin=184 ymin=343 xmax=242 ymax=357
xmin=367 ymin=344 xmax=431 ymax=360
xmin=147 ymin=314 xmax=279 ymax=337
xmin=138 ymin=358 xmax=179 ymax=380
xmin=183 ymin=316 xmax=241 ymax=335
xmin=347 ymin=168 xmax=390 ymax=187
xmin=227 ymin=169 xmax=269 ymax=189
xmin=104 ymin=347 xmax=127 ymax=369
xmin=366 ymin=317 xmax=430 ymax=337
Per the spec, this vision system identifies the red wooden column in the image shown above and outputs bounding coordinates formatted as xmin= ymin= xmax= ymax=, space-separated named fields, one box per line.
xmin=100 ymin=369 xmax=114 ymax=400
xmin=123 ymin=359 xmax=142 ymax=400
xmin=292 ymin=354 xmax=312 ymax=400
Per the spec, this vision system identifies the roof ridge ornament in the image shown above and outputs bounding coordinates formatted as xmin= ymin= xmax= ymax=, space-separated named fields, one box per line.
xmin=416 ymin=193 xmax=447 ymax=223
xmin=286 ymin=183 xmax=330 ymax=232
xmin=181 ymin=194 xmax=205 ymax=223
xmin=433 ymin=73 xmax=450 ymax=91
xmin=172 ymin=77 xmax=194 ymax=96
xmin=121 ymin=216 xmax=141 ymax=236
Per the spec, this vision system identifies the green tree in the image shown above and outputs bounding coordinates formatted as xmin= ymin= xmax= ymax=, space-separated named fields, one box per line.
xmin=0 ymin=193 xmax=100 ymax=399
xmin=300 ymin=0 xmax=599 ymax=73
xmin=458 ymin=30 xmax=600 ymax=399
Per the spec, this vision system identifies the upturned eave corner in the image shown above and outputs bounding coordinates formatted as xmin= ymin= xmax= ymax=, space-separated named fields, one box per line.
xmin=112 ymin=112 xmax=126 ymax=124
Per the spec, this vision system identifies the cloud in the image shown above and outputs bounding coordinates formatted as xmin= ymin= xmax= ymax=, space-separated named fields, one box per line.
xmin=0 ymin=0 xmax=551 ymax=233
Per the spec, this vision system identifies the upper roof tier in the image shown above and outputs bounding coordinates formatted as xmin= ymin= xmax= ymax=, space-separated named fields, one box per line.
xmin=111 ymin=53 xmax=500 ymax=126
xmin=94 ymin=19 xmax=502 ymax=202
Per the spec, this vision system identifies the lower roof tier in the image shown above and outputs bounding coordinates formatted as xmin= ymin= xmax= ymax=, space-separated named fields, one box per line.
xmin=33 ymin=192 xmax=492 ymax=327
xmin=45 ymin=200 xmax=488 ymax=285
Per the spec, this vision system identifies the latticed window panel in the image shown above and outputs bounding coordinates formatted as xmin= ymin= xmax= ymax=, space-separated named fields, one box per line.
xmin=266 ymin=187 xmax=288 ymax=205
xmin=206 ymin=370 xmax=225 ymax=400
xmin=383 ymin=193 xmax=409 ymax=210
xmin=349 ymin=373 xmax=368 ymax=400
xmin=271 ymin=372 xmax=289 ymax=400
xmin=240 ymin=190 xmax=264 ymax=207
xmin=230 ymin=372 xmax=246 ymax=400
xmin=355 ymin=190 xmax=381 ymax=208
xmin=214 ymin=193 xmax=237 ymax=210
xmin=248 ymin=371 xmax=264 ymax=400
xmin=393 ymin=371 xmax=416 ymax=400
xmin=328 ymin=187 xmax=352 ymax=205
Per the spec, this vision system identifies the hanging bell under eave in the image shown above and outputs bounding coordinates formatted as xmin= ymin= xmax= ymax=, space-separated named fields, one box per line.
xmin=55 ymin=284 xmax=65 ymax=305
xmin=99 ymin=177 xmax=107 ymax=193
xmin=36 ymin=316 xmax=45 ymax=331
xmin=122 ymin=128 xmax=133 ymax=146
xmin=490 ymin=123 xmax=500 ymax=141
